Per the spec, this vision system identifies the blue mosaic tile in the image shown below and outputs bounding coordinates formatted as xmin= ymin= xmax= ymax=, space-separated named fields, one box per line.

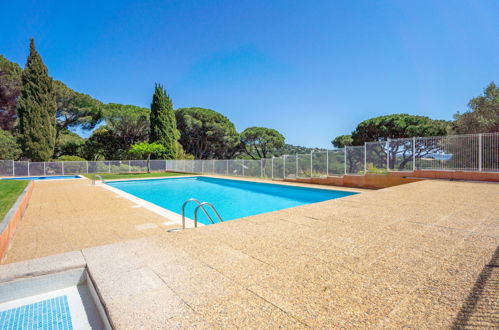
xmin=0 ymin=295 xmax=73 ymax=330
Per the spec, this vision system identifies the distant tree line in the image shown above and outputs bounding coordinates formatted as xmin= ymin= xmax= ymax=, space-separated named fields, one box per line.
xmin=1 ymin=40 xmax=497 ymax=163
xmin=330 ymin=85 xmax=498 ymax=171
xmin=0 ymin=40 xmax=287 ymax=161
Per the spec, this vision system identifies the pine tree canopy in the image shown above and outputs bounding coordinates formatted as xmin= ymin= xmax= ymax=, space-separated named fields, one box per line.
xmin=17 ymin=39 xmax=57 ymax=161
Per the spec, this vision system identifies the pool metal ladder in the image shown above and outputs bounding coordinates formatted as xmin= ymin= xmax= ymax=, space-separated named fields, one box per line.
xmin=92 ymin=174 xmax=104 ymax=185
xmin=182 ymin=198 xmax=223 ymax=229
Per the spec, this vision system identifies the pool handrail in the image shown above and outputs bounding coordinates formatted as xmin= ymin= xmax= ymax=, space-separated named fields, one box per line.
xmin=92 ymin=175 xmax=104 ymax=185
xmin=182 ymin=198 xmax=222 ymax=229
xmin=193 ymin=202 xmax=223 ymax=228
xmin=182 ymin=198 xmax=201 ymax=229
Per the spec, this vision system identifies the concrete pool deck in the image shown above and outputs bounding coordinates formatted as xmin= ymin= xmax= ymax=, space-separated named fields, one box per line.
xmin=1 ymin=177 xmax=498 ymax=328
xmin=2 ymin=176 xmax=362 ymax=263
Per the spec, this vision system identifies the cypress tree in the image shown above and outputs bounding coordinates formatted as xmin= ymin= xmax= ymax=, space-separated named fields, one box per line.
xmin=149 ymin=83 xmax=179 ymax=159
xmin=17 ymin=39 xmax=56 ymax=161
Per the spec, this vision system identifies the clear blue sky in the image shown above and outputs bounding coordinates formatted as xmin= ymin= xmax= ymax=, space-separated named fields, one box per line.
xmin=1 ymin=0 xmax=498 ymax=148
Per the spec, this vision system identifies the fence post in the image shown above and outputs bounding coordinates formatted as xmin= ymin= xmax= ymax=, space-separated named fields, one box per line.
xmin=261 ymin=158 xmax=263 ymax=178
xmin=109 ymin=161 xmax=111 ymax=173
xmin=242 ymin=160 xmax=245 ymax=176
xmin=478 ymin=133 xmax=482 ymax=172
xmin=226 ymin=160 xmax=229 ymax=176
xmin=12 ymin=160 xmax=15 ymax=176
xmin=412 ymin=137 xmax=416 ymax=172
xmin=271 ymin=157 xmax=274 ymax=179
xmin=344 ymin=147 xmax=347 ymax=175
xmin=62 ymin=162 xmax=65 ymax=175
xmin=310 ymin=151 xmax=313 ymax=178
xmin=386 ymin=139 xmax=390 ymax=171
xmin=129 ymin=160 xmax=131 ymax=173
xmin=326 ymin=150 xmax=329 ymax=177
xmin=364 ymin=144 xmax=367 ymax=174
xmin=44 ymin=162 xmax=46 ymax=176
xmin=28 ymin=162 xmax=30 ymax=177
xmin=283 ymin=155 xmax=286 ymax=179
xmin=86 ymin=161 xmax=89 ymax=174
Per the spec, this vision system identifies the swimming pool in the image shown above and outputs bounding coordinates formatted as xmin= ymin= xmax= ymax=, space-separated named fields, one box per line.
xmin=106 ymin=176 xmax=357 ymax=225
xmin=0 ymin=175 xmax=82 ymax=181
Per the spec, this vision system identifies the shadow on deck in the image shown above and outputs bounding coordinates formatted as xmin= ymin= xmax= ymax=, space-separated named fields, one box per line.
xmin=452 ymin=245 xmax=499 ymax=329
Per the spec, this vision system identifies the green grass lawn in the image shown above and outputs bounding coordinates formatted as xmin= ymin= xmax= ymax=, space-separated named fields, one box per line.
xmin=82 ymin=171 xmax=192 ymax=180
xmin=0 ymin=180 xmax=29 ymax=221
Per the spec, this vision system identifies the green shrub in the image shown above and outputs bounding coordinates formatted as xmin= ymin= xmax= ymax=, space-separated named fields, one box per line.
xmin=56 ymin=155 xmax=87 ymax=161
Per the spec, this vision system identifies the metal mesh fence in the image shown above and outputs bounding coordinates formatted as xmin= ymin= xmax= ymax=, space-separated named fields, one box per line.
xmin=387 ymin=138 xmax=415 ymax=172
xmin=284 ymin=155 xmax=297 ymax=179
xmin=328 ymin=150 xmax=345 ymax=176
xmin=365 ymin=141 xmax=388 ymax=173
xmin=345 ymin=146 xmax=365 ymax=175
xmin=243 ymin=160 xmax=262 ymax=177
xmin=262 ymin=158 xmax=272 ymax=178
xmin=482 ymin=133 xmax=498 ymax=172
xmin=311 ymin=152 xmax=327 ymax=177
xmin=272 ymin=156 xmax=285 ymax=179
xmin=0 ymin=133 xmax=497 ymax=179
xmin=63 ymin=161 xmax=87 ymax=174
xmin=0 ymin=160 xmax=14 ymax=176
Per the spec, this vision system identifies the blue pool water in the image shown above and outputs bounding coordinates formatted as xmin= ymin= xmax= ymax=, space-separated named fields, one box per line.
xmin=0 ymin=175 xmax=81 ymax=181
xmin=0 ymin=296 xmax=73 ymax=330
xmin=107 ymin=176 xmax=357 ymax=225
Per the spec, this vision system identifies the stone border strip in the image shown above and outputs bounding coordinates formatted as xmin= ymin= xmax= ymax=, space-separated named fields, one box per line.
xmin=0 ymin=181 xmax=34 ymax=262
xmin=97 ymin=176 xmax=202 ymax=228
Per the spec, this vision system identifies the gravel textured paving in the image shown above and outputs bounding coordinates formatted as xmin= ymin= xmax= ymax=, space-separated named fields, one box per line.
xmin=3 ymin=178 xmax=498 ymax=328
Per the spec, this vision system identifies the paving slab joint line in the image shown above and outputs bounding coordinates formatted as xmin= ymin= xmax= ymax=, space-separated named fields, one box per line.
xmin=246 ymin=287 xmax=311 ymax=328
xmin=374 ymin=230 xmax=491 ymax=328
xmin=237 ymin=250 xmax=276 ymax=267
xmin=150 ymin=267 xmax=199 ymax=316
xmin=174 ymin=253 xmax=308 ymax=327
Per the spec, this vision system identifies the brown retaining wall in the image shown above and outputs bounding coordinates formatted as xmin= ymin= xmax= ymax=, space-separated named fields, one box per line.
xmin=0 ymin=182 xmax=34 ymax=261
xmin=286 ymin=170 xmax=499 ymax=189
